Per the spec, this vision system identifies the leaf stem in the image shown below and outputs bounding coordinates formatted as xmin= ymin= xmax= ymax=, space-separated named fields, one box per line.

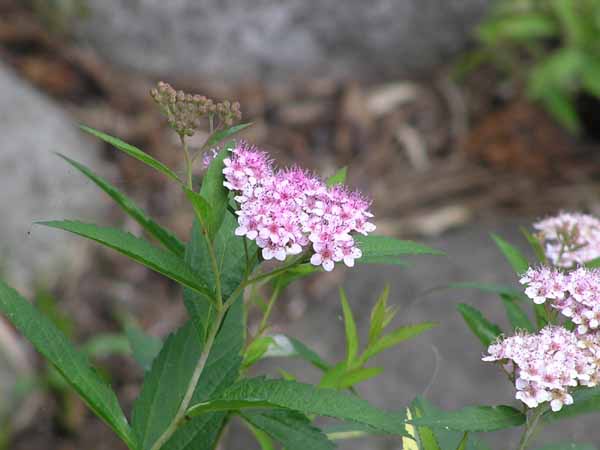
xmin=181 ymin=136 xmax=194 ymax=190
xmin=516 ymin=405 xmax=546 ymax=450
xmin=259 ymin=285 xmax=281 ymax=334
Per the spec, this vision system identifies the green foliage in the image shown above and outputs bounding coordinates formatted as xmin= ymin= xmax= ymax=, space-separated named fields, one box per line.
xmin=355 ymin=235 xmax=444 ymax=258
xmin=241 ymin=410 xmax=335 ymax=450
xmin=0 ymin=281 xmax=137 ymax=449
xmin=59 ymin=153 xmax=185 ymax=257
xmin=457 ymin=304 xmax=502 ymax=347
xmin=187 ymin=377 xmax=409 ymax=436
xmin=534 ymin=445 xmax=596 ymax=450
xmin=326 ymin=167 xmax=348 ymax=187
xmin=491 ymin=233 xmax=530 ymax=275
xmin=472 ymin=0 xmax=600 ymax=133
xmin=39 ymin=220 xmax=213 ymax=300
xmin=339 ymin=288 xmax=359 ymax=367
xmin=409 ymin=404 xmax=526 ymax=432
xmin=124 ymin=320 xmax=163 ymax=372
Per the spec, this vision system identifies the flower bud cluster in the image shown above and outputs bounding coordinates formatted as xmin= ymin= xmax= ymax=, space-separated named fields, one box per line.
xmin=222 ymin=142 xmax=375 ymax=271
xmin=521 ymin=267 xmax=600 ymax=335
xmin=483 ymin=326 xmax=599 ymax=411
xmin=534 ymin=212 xmax=600 ymax=268
xmin=150 ymin=81 xmax=242 ymax=137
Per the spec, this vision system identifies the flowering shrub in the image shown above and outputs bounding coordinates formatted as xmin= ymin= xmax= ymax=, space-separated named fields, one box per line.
xmin=0 ymin=82 xmax=444 ymax=450
xmin=408 ymin=212 xmax=600 ymax=449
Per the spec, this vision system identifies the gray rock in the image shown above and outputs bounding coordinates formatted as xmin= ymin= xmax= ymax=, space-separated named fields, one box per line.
xmin=227 ymin=218 xmax=600 ymax=449
xmin=0 ymin=63 xmax=111 ymax=292
xmin=76 ymin=0 xmax=491 ymax=83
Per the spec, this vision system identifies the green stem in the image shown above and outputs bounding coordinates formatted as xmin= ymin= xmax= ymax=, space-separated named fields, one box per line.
xmin=150 ymin=304 xmax=227 ymax=450
xmin=181 ymin=135 xmax=194 ymax=190
xmin=259 ymin=285 xmax=281 ymax=333
xmin=517 ymin=406 xmax=546 ymax=450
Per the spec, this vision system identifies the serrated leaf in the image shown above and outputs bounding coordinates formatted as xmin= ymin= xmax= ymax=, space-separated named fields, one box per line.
xmin=59 ymin=153 xmax=185 ymax=257
xmin=339 ymin=288 xmax=359 ymax=367
xmin=39 ymin=220 xmax=213 ymax=301
xmin=369 ymin=285 xmax=393 ymax=345
xmin=187 ymin=377 xmax=409 ymax=436
xmin=124 ymin=321 xmax=163 ymax=372
xmin=361 ymin=322 xmax=437 ymax=363
xmin=241 ymin=409 xmax=335 ymax=450
xmin=326 ymin=167 xmax=348 ymax=187
xmin=491 ymin=233 xmax=529 ymax=275
xmin=246 ymin=420 xmax=275 ymax=450
xmin=355 ymin=235 xmax=444 ymax=258
xmin=0 ymin=281 xmax=137 ymax=449
xmin=409 ymin=405 xmax=525 ymax=432
xmin=161 ymin=412 xmax=226 ymax=450
xmin=357 ymin=255 xmax=410 ymax=266
xmin=501 ymin=295 xmax=535 ymax=332
xmin=132 ymin=322 xmax=203 ymax=450
xmin=80 ymin=125 xmax=181 ymax=183
xmin=544 ymin=386 xmax=600 ymax=423
xmin=243 ymin=337 xmax=274 ymax=369
xmin=204 ymin=123 xmax=253 ymax=149
xmin=457 ymin=304 xmax=502 ymax=348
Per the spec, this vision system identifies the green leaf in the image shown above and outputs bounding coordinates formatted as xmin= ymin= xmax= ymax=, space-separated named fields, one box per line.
xmin=245 ymin=420 xmax=275 ymax=450
xmin=204 ymin=123 xmax=253 ymax=149
xmin=448 ymin=282 xmax=527 ymax=301
xmin=326 ymin=167 xmax=348 ymax=187
xmin=80 ymin=125 xmax=181 ymax=183
xmin=357 ymin=255 xmax=410 ymax=267
xmin=478 ymin=14 xmax=558 ymax=42
xmin=262 ymin=334 xmax=331 ymax=371
xmin=457 ymin=304 xmax=502 ymax=347
xmin=585 ymin=257 xmax=600 ymax=269
xmin=39 ymin=220 xmax=213 ymax=301
xmin=535 ymin=445 xmax=596 ymax=450
xmin=361 ymin=322 xmax=437 ymax=362
xmin=162 ymin=413 xmax=226 ymax=450
xmin=521 ymin=227 xmax=547 ymax=264
xmin=187 ymin=377 xmax=409 ymax=436
xmin=82 ymin=333 xmax=131 ymax=359
xmin=501 ymin=295 xmax=535 ymax=332
xmin=271 ymin=264 xmax=319 ymax=291
xmin=198 ymin=147 xmax=231 ymax=237
xmin=124 ymin=321 xmax=163 ymax=372
xmin=409 ymin=405 xmax=526 ymax=432
xmin=185 ymin=190 xmax=217 ymax=241
xmin=0 ymin=281 xmax=137 ymax=449
xmin=339 ymin=288 xmax=359 ymax=367
xmin=534 ymin=302 xmax=550 ymax=328
xmin=336 ymin=367 xmax=384 ymax=389
xmin=355 ymin=235 xmax=444 ymax=258
xmin=369 ymin=285 xmax=395 ymax=345
xmin=243 ymin=337 xmax=274 ymax=369
xmin=59 ymin=153 xmax=184 ymax=257
xmin=491 ymin=233 xmax=529 ymax=275
xmin=241 ymin=410 xmax=335 ymax=450
xmin=131 ymin=322 xmax=203 ymax=450
xmin=538 ymin=89 xmax=580 ymax=134
xmin=325 ymin=423 xmax=386 ymax=441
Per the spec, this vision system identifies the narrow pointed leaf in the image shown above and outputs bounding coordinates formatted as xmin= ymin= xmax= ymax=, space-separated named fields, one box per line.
xmin=198 ymin=147 xmax=230 ymax=237
xmin=80 ymin=125 xmax=181 ymax=183
xmin=124 ymin=321 xmax=163 ymax=372
xmin=491 ymin=233 xmax=529 ymax=275
xmin=262 ymin=334 xmax=331 ymax=371
xmin=241 ymin=410 xmax=335 ymax=450
xmin=369 ymin=285 xmax=391 ymax=345
xmin=534 ymin=445 xmax=595 ymax=450
xmin=357 ymin=256 xmax=410 ymax=266
xmin=355 ymin=235 xmax=444 ymax=258
xmin=448 ymin=282 xmax=527 ymax=301
xmin=501 ymin=295 xmax=535 ymax=332
xmin=204 ymin=123 xmax=253 ymax=149
xmin=339 ymin=288 xmax=359 ymax=367
xmin=457 ymin=304 xmax=502 ymax=347
xmin=0 ymin=281 xmax=137 ymax=449
xmin=326 ymin=167 xmax=348 ymax=187
xmin=59 ymin=153 xmax=184 ymax=257
xmin=520 ymin=227 xmax=547 ymax=264
xmin=162 ymin=413 xmax=226 ymax=450
xmin=187 ymin=377 xmax=409 ymax=436
xmin=362 ymin=322 xmax=437 ymax=362
xmin=39 ymin=220 xmax=213 ymax=300
xmin=246 ymin=421 xmax=275 ymax=450
xmin=336 ymin=367 xmax=384 ymax=389
xmin=132 ymin=322 xmax=203 ymax=450
xmin=409 ymin=405 xmax=525 ymax=432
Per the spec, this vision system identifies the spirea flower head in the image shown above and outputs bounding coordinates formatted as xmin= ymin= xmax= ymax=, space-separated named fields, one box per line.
xmin=483 ymin=326 xmax=599 ymax=411
xmin=521 ymin=266 xmax=600 ymax=335
xmin=222 ymin=141 xmax=375 ymax=271
xmin=534 ymin=212 xmax=600 ymax=268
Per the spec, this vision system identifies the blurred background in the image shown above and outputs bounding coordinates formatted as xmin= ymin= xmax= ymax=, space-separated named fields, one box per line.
xmin=1 ymin=0 xmax=600 ymax=448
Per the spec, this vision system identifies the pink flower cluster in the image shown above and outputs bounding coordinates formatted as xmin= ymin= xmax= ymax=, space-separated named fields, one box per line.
xmin=521 ymin=267 xmax=600 ymax=335
xmin=534 ymin=212 xmax=600 ymax=268
xmin=483 ymin=326 xmax=598 ymax=411
xmin=222 ymin=142 xmax=375 ymax=271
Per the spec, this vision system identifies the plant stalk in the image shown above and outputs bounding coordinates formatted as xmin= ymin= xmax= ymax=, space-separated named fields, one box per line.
xmin=517 ymin=406 xmax=546 ymax=450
